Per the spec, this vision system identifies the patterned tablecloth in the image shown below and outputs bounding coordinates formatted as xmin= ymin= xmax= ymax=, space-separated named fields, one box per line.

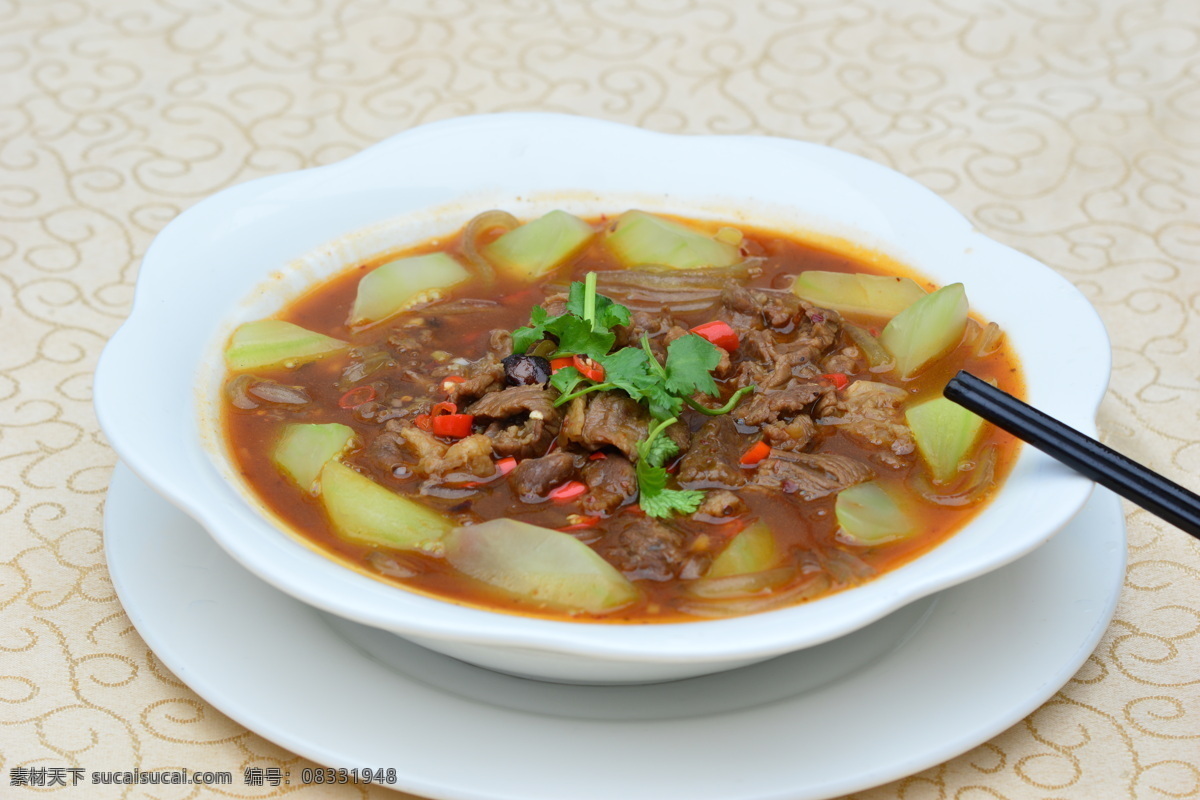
xmin=2 ymin=2 xmax=1198 ymax=798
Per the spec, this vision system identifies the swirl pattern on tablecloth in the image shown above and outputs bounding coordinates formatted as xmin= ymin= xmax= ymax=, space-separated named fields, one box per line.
xmin=1 ymin=1 xmax=1197 ymax=797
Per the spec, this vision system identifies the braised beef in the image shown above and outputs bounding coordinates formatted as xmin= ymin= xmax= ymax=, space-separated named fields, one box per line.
xmin=466 ymin=385 xmax=559 ymax=423
xmin=736 ymin=384 xmax=822 ymax=427
xmin=762 ymin=414 xmax=818 ymax=452
xmin=580 ymin=455 xmax=638 ymax=515
xmin=677 ymin=416 xmax=746 ymax=489
xmin=509 ymin=451 xmax=578 ymax=499
xmin=465 ymin=385 xmax=562 ymax=459
xmin=816 ymin=380 xmax=915 ymax=456
xmin=721 ymin=283 xmax=802 ymax=329
xmin=600 ymin=516 xmax=686 ymax=581
xmin=752 ymin=452 xmax=874 ymax=499
xmin=573 ymin=393 xmax=649 ymax=460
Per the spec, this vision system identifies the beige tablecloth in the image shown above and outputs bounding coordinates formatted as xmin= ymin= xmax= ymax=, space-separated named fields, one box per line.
xmin=2 ymin=1 xmax=1198 ymax=797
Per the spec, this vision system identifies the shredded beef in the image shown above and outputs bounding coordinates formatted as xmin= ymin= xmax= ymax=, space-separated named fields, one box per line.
xmin=677 ymin=416 xmax=746 ymax=489
xmin=599 ymin=516 xmax=686 ymax=581
xmin=816 ymin=380 xmax=915 ymax=455
xmin=752 ymin=452 xmax=874 ymax=499
xmin=721 ymin=283 xmax=803 ymax=329
xmin=393 ymin=425 xmax=495 ymax=489
xmin=736 ymin=384 xmax=822 ymax=427
xmin=821 ymin=345 xmax=862 ymax=375
xmin=580 ymin=455 xmax=638 ymax=515
xmin=440 ymin=351 xmax=506 ymax=403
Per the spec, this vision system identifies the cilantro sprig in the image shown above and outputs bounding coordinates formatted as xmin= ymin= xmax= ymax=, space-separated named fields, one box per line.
xmin=516 ymin=272 xmax=755 ymax=518
xmin=513 ymin=272 xmax=630 ymax=360
xmin=636 ymin=417 xmax=704 ymax=517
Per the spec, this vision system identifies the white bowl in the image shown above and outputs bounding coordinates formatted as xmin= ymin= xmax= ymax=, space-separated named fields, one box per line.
xmin=95 ymin=113 xmax=1109 ymax=684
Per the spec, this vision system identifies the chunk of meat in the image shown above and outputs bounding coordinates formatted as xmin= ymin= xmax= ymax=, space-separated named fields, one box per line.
xmin=541 ymin=291 xmax=569 ymax=317
xmin=693 ymin=489 xmax=748 ymax=521
xmin=395 ymin=423 xmax=447 ymax=464
xmin=736 ymin=384 xmax=822 ymax=427
xmin=735 ymin=325 xmax=834 ymax=391
xmin=466 ymin=385 xmax=559 ymax=423
xmin=721 ymin=283 xmax=803 ymax=329
xmin=394 ymin=425 xmax=495 ymax=489
xmin=677 ymin=416 xmax=746 ymax=489
xmin=600 ymin=516 xmax=686 ymax=581
xmin=571 ymin=393 xmax=649 ymax=460
xmin=580 ymin=455 xmax=638 ymax=516
xmin=509 ymin=451 xmax=577 ymax=499
xmin=821 ymin=345 xmax=862 ymax=375
xmin=439 ymin=351 xmax=506 ymax=403
xmin=361 ymin=429 xmax=410 ymax=475
xmin=466 ymin=386 xmax=561 ymax=458
xmin=613 ymin=310 xmax=674 ymax=355
xmin=762 ymin=414 xmax=818 ymax=453
xmin=752 ymin=452 xmax=874 ymax=500
xmin=816 ymin=380 xmax=915 ymax=456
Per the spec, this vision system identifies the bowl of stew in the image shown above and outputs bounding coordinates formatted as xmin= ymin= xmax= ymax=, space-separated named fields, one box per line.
xmin=95 ymin=113 xmax=1109 ymax=684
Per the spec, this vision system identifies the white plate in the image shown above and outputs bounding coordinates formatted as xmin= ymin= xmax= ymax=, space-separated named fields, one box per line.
xmin=105 ymin=463 xmax=1125 ymax=800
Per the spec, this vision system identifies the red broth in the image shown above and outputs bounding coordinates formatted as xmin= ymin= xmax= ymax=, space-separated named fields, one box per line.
xmin=222 ymin=213 xmax=1022 ymax=622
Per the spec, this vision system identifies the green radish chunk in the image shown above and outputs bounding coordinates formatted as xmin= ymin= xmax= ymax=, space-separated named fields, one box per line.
xmin=707 ymin=521 xmax=778 ymax=578
xmin=272 ymin=423 xmax=355 ymax=492
xmin=906 ymin=396 xmax=987 ymax=484
xmin=225 ymin=320 xmax=348 ymax=371
xmin=605 ymin=210 xmax=741 ymax=270
xmin=319 ymin=461 xmax=451 ymax=550
xmin=348 ymin=252 xmax=470 ymax=327
xmin=790 ymin=271 xmax=927 ymax=319
xmin=444 ymin=519 xmax=637 ymax=614
xmin=835 ymin=482 xmax=916 ymax=545
xmin=482 ymin=210 xmax=594 ymax=281
xmin=879 ymin=283 xmax=969 ymax=379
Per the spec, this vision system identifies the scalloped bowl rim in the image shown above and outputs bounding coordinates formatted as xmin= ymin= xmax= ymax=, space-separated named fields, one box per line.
xmin=95 ymin=113 xmax=1109 ymax=668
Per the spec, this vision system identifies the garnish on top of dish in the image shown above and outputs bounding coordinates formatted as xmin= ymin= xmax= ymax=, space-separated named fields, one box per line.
xmin=220 ymin=209 xmax=1021 ymax=622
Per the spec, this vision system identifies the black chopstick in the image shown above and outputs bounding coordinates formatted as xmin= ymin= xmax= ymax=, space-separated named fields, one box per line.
xmin=944 ymin=370 xmax=1200 ymax=539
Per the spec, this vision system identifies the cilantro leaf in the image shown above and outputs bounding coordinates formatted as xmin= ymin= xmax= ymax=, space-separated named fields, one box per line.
xmin=512 ymin=305 xmax=551 ymax=353
xmin=594 ymin=293 xmax=631 ymax=330
xmin=639 ymin=486 xmax=705 ymax=518
xmin=595 ymin=347 xmax=649 ymax=398
xmin=550 ymin=366 xmax=587 ymax=397
xmin=665 ymin=334 xmax=721 ymax=398
xmin=547 ymin=315 xmax=615 ymax=361
xmin=634 ymin=417 xmax=705 ymax=519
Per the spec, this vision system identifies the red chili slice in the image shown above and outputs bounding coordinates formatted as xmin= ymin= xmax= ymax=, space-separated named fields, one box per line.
xmin=337 ymin=386 xmax=376 ymax=409
xmin=547 ymin=480 xmax=587 ymax=502
xmin=820 ymin=373 xmax=850 ymax=391
xmin=431 ymin=413 xmax=473 ymax=438
xmin=572 ymin=355 xmax=605 ymax=382
xmin=431 ymin=401 xmax=458 ymax=417
xmin=690 ymin=320 xmax=739 ymax=352
xmin=557 ymin=515 xmax=600 ymax=532
xmin=739 ymin=441 xmax=771 ymax=466
xmin=414 ymin=413 xmax=432 ymax=432
xmin=550 ymin=357 xmax=574 ymax=373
